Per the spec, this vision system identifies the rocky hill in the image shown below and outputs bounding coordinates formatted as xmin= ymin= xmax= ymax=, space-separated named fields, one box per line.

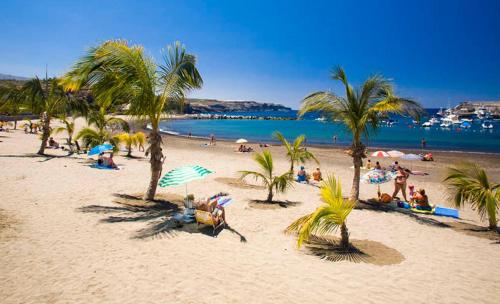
xmin=184 ymin=98 xmax=291 ymax=113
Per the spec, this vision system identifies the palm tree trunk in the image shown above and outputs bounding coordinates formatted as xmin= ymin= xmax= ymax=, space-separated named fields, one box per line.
xmin=488 ymin=214 xmax=497 ymax=230
xmin=267 ymin=187 xmax=274 ymax=202
xmin=144 ymin=131 xmax=163 ymax=200
xmin=349 ymin=140 xmax=365 ymax=202
xmin=127 ymin=144 xmax=132 ymax=157
xmin=37 ymin=116 xmax=50 ymax=155
xmin=340 ymin=222 xmax=349 ymax=249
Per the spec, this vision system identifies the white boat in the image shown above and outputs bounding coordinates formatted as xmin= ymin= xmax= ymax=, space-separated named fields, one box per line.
xmin=429 ymin=117 xmax=439 ymax=124
xmin=315 ymin=117 xmax=326 ymax=122
xmin=422 ymin=121 xmax=432 ymax=127
xmin=482 ymin=121 xmax=493 ymax=129
xmin=460 ymin=118 xmax=473 ymax=123
xmin=442 ymin=114 xmax=460 ymax=124
xmin=440 ymin=120 xmax=452 ymax=128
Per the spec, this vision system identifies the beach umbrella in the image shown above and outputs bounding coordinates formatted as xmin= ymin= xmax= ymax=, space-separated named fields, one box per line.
xmin=159 ymin=165 xmax=214 ymax=187
xmin=371 ymin=151 xmax=390 ymax=158
xmin=401 ymin=153 xmax=422 ymax=161
xmin=361 ymin=169 xmax=395 ymax=198
xmin=236 ymin=138 xmax=248 ymax=144
xmin=387 ymin=150 xmax=405 ymax=158
xmin=88 ymin=143 xmax=113 ymax=156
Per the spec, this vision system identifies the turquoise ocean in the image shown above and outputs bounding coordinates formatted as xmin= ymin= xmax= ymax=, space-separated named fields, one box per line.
xmin=160 ymin=109 xmax=500 ymax=153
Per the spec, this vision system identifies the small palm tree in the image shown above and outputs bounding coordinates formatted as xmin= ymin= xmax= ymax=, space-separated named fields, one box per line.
xmin=299 ymin=67 xmax=424 ymax=202
xmin=239 ymin=150 xmax=293 ymax=202
xmin=0 ymin=84 xmax=24 ymax=129
xmin=115 ymin=131 xmax=146 ymax=157
xmin=444 ymin=162 xmax=499 ymax=230
xmin=62 ymin=40 xmax=202 ymax=200
xmin=286 ymin=175 xmax=354 ymax=249
xmin=273 ymin=131 xmax=318 ymax=172
xmin=75 ymin=106 xmax=128 ymax=150
xmin=22 ymin=77 xmax=74 ymax=155
xmin=51 ymin=116 xmax=76 ymax=152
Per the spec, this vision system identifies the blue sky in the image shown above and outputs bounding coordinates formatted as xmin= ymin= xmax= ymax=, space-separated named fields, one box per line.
xmin=1 ymin=0 xmax=499 ymax=108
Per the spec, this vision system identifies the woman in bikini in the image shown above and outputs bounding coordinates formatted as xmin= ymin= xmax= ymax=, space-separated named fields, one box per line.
xmin=392 ymin=166 xmax=409 ymax=201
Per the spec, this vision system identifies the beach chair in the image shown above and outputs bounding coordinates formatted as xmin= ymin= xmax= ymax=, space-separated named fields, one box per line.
xmin=194 ymin=210 xmax=225 ymax=236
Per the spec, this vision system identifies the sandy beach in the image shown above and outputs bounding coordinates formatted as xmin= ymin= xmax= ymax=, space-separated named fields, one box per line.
xmin=1 ymin=118 xmax=499 ymax=304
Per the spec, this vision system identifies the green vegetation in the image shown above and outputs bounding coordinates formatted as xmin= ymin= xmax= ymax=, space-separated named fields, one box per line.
xmin=273 ymin=131 xmax=318 ymax=172
xmin=444 ymin=162 xmax=499 ymax=229
xmin=239 ymin=150 xmax=293 ymax=202
xmin=62 ymin=40 xmax=202 ymax=200
xmin=115 ymin=131 xmax=146 ymax=157
xmin=299 ymin=67 xmax=424 ymax=202
xmin=286 ymin=175 xmax=354 ymax=249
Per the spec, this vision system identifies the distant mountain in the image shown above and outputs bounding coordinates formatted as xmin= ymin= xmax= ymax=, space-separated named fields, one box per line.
xmin=0 ymin=73 xmax=29 ymax=80
xmin=184 ymin=98 xmax=291 ymax=113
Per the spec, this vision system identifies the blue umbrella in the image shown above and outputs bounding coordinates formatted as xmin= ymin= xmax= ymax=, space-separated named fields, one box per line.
xmin=88 ymin=143 xmax=113 ymax=156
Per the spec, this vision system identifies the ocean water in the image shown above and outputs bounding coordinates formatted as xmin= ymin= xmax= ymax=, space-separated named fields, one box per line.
xmin=160 ymin=109 xmax=500 ymax=153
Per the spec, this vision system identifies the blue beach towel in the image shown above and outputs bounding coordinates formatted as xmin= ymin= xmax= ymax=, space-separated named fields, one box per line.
xmin=90 ymin=163 xmax=118 ymax=170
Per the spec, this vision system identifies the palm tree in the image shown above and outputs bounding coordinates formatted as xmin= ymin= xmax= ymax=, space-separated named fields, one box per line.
xmin=444 ymin=162 xmax=499 ymax=230
xmin=75 ymin=106 xmax=128 ymax=150
xmin=115 ymin=131 xmax=146 ymax=157
xmin=299 ymin=67 xmax=424 ymax=202
xmin=273 ymin=131 xmax=318 ymax=172
xmin=22 ymin=77 xmax=74 ymax=155
xmin=286 ymin=175 xmax=354 ymax=249
xmin=62 ymin=40 xmax=202 ymax=200
xmin=239 ymin=150 xmax=293 ymax=202
xmin=0 ymin=84 xmax=24 ymax=129
xmin=51 ymin=116 xmax=76 ymax=152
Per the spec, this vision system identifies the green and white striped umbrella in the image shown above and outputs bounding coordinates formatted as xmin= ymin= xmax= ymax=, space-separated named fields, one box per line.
xmin=158 ymin=165 xmax=214 ymax=187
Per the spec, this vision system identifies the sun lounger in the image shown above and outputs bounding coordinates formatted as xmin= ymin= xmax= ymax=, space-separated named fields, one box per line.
xmin=195 ymin=210 xmax=225 ymax=236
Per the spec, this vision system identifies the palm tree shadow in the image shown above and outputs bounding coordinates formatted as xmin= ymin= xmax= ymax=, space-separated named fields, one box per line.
xmin=0 ymin=153 xmax=74 ymax=162
xmin=304 ymin=236 xmax=405 ymax=265
xmin=78 ymin=193 xmax=247 ymax=242
xmin=248 ymin=199 xmax=301 ymax=210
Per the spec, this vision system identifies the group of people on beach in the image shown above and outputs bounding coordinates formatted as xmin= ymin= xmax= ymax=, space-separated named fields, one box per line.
xmin=237 ymin=145 xmax=254 ymax=152
xmin=296 ymin=166 xmax=323 ymax=184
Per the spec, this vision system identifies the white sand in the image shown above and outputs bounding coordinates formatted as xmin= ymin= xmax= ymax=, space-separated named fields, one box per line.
xmin=1 ymin=118 xmax=499 ymax=304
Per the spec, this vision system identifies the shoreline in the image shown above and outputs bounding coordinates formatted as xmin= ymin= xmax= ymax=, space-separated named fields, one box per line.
xmin=154 ymin=127 xmax=500 ymax=156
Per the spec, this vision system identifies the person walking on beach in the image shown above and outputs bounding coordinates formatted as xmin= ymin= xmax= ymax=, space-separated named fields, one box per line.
xmin=421 ymin=138 xmax=426 ymax=150
xmin=392 ymin=166 xmax=410 ymax=201
xmin=210 ymin=134 xmax=216 ymax=146
xmin=333 ymin=135 xmax=337 ymax=144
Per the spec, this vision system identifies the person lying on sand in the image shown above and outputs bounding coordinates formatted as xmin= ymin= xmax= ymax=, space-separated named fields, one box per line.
xmin=97 ymin=152 xmax=118 ymax=169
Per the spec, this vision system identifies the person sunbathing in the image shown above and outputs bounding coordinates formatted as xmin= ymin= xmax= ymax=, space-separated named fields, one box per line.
xmin=312 ymin=167 xmax=322 ymax=182
xmin=296 ymin=166 xmax=308 ymax=183
xmin=374 ymin=161 xmax=382 ymax=170
xmin=195 ymin=197 xmax=226 ymax=225
xmin=411 ymin=189 xmax=430 ymax=210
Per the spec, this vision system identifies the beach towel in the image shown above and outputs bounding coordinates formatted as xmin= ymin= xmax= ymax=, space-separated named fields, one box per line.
xmin=90 ymin=163 xmax=118 ymax=170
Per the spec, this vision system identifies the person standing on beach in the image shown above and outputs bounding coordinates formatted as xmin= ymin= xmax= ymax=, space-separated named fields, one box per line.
xmin=421 ymin=138 xmax=426 ymax=150
xmin=210 ymin=134 xmax=216 ymax=146
xmin=392 ymin=166 xmax=409 ymax=201
xmin=333 ymin=135 xmax=337 ymax=144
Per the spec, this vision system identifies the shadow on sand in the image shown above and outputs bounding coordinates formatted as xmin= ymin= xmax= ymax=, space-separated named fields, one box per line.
xmin=356 ymin=200 xmax=500 ymax=242
xmin=78 ymin=193 xmax=247 ymax=242
xmin=248 ymin=199 xmax=301 ymax=210
xmin=302 ymin=235 xmax=405 ymax=265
